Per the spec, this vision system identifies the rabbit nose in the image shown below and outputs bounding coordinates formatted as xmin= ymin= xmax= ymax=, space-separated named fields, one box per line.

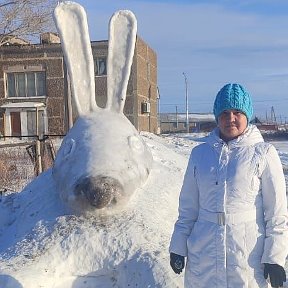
xmin=74 ymin=176 xmax=123 ymax=209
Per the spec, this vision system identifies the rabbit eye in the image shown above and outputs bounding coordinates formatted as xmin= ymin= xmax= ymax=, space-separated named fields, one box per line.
xmin=128 ymin=135 xmax=144 ymax=153
xmin=63 ymin=138 xmax=76 ymax=158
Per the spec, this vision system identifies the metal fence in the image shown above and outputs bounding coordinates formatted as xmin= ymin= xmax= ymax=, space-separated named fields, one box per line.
xmin=0 ymin=136 xmax=62 ymax=193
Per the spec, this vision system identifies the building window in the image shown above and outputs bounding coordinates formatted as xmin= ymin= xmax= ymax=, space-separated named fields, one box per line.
xmin=95 ymin=57 xmax=107 ymax=76
xmin=6 ymin=71 xmax=46 ymax=98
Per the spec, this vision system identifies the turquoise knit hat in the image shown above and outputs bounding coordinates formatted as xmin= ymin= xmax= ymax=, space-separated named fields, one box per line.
xmin=213 ymin=83 xmax=253 ymax=122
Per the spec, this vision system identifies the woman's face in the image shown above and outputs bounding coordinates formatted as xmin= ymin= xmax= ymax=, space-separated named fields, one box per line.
xmin=218 ymin=109 xmax=248 ymax=142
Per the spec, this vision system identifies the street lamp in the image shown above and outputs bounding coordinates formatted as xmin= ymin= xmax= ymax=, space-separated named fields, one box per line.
xmin=183 ymin=72 xmax=189 ymax=133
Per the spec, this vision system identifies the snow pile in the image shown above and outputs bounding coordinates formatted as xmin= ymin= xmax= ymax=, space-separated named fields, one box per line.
xmin=0 ymin=132 xmax=198 ymax=288
xmin=0 ymin=133 xmax=288 ymax=287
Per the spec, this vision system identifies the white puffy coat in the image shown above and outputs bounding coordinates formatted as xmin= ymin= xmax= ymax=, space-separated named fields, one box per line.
xmin=169 ymin=125 xmax=288 ymax=288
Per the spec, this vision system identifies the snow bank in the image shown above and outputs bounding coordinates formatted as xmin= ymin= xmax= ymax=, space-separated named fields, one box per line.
xmin=0 ymin=133 xmax=287 ymax=288
xmin=0 ymin=133 xmax=199 ymax=287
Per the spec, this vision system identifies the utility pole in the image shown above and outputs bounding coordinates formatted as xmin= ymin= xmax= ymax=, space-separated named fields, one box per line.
xmin=175 ymin=105 xmax=178 ymax=128
xmin=271 ymin=106 xmax=276 ymax=123
xmin=182 ymin=72 xmax=189 ymax=133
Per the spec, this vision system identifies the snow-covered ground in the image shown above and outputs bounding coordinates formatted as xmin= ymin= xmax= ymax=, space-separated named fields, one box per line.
xmin=0 ymin=132 xmax=287 ymax=288
xmin=1 ymin=2 xmax=287 ymax=286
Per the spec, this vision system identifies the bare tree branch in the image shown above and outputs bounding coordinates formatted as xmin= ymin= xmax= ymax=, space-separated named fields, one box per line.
xmin=0 ymin=0 xmax=58 ymax=46
xmin=0 ymin=2 xmax=17 ymax=8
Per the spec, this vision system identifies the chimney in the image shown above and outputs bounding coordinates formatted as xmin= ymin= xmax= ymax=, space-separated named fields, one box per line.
xmin=40 ymin=32 xmax=60 ymax=44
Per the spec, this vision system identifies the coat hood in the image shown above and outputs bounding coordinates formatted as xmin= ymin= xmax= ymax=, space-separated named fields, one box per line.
xmin=207 ymin=124 xmax=264 ymax=149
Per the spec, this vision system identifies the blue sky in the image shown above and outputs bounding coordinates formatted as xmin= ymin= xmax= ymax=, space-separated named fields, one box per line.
xmin=75 ymin=0 xmax=288 ymax=121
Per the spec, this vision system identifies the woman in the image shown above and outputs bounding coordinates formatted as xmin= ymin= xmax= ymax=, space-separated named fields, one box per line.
xmin=169 ymin=83 xmax=288 ymax=287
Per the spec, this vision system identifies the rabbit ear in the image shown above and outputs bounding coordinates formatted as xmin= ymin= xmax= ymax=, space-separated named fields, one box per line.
xmin=53 ymin=2 xmax=98 ymax=116
xmin=106 ymin=10 xmax=137 ymax=113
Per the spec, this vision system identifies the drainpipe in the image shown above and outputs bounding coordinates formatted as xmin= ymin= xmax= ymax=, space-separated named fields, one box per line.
xmin=35 ymin=106 xmax=42 ymax=175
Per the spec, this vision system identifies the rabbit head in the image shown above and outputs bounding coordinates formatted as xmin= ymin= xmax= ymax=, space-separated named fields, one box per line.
xmin=52 ymin=2 xmax=153 ymax=213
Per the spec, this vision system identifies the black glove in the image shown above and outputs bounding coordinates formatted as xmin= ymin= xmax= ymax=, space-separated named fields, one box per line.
xmin=170 ymin=252 xmax=185 ymax=274
xmin=264 ymin=263 xmax=286 ymax=288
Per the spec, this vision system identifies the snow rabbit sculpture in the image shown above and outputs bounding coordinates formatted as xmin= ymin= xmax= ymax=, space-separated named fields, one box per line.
xmin=52 ymin=2 xmax=153 ymax=212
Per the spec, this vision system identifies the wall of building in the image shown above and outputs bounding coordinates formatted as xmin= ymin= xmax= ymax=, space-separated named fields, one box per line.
xmin=134 ymin=37 xmax=158 ymax=133
xmin=0 ymin=35 xmax=158 ymax=137
xmin=91 ymin=37 xmax=158 ymax=133
xmin=0 ymin=43 xmax=67 ymax=136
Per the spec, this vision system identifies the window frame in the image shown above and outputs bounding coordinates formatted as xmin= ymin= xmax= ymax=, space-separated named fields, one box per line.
xmin=94 ymin=57 xmax=107 ymax=77
xmin=5 ymin=70 xmax=46 ymax=99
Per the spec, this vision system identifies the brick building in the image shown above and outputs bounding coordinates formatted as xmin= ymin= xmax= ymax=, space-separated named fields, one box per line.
xmin=0 ymin=33 xmax=158 ymax=138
